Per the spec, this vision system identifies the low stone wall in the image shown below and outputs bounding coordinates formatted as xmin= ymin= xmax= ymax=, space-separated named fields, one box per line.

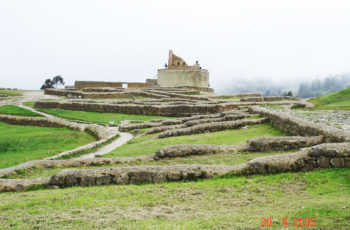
xmin=34 ymin=101 xmax=223 ymax=116
xmin=0 ymin=114 xmax=80 ymax=130
xmin=0 ymin=114 xmax=114 ymax=141
xmin=119 ymin=110 xmax=253 ymax=132
xmin=158 ymin=118 xmax=268 ymax=138
xmin=246 ymin=136 xmax=324 ymax=151
xmin=145 ymin=89 xmax=210 ymax=101
xmin=45 ymin=88 xmax=169 ymax=99
xmin=49 ymin=164 xmax=244 ymax=187
xmin=250 ymin=106 xmax=350 ymax=142
xmin=82 ymin=87 xmax=124 ymax=92
xmin=45 ymin=89 xmax=83 ymax=98
xmin=241 ymin=96 xmax=298 ymax=102
xmin=1 ymin=142 xmax=350 ymax=191
xmin=75 ymin=81 xmax=123 ymax=90
xmin=156 ymin=144 xmax=248 ymax=158
xmin=246 ymin=142 xmax=350 ymax=174
xmin=0 ymin=155 xmax=155 ymax=178
xmin=34 ymin=100 xmax=295 ymax=116
xmin=127 ymin=83 xmax=150 ymax=88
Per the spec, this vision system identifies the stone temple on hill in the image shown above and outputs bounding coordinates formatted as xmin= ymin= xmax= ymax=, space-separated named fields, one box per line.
xmin=157 ymin=50 xmax=210 ymax=90
xmin=62 ymin=50 xmax=212 ymax=93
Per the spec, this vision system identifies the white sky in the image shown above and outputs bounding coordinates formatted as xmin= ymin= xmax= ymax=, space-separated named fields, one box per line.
xmin=0 ymin=0 xmax=349 ymax=90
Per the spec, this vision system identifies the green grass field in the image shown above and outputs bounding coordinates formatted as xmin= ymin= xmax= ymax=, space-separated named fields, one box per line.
xmin=0 ymin=122 xmax=96 ymax=168
xmin=36 ymin=108 xmax=175 ymax=125
xmin=0 ymin=169 xmax=348 ymax=229
xmin=0 ymin=105 xmax=43 ymax=117
xmin=104 ymin=123 xmax=285 ymax=157
xmin=308 ymin=87 xmax=350 ymax=110
xmin=0 ymin=89 xmax=23 ymax=96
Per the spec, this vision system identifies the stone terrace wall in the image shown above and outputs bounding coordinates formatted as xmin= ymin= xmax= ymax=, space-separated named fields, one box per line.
xmin=82 ymin=87 xmax=124 ymax=92
xmin=127 ymin=83 xmax=150 ymax=88
xmin=1 ymin=142 xmax=350 ymax=191
xmin=75 ymin=81 xmax=123 ymax=90
xmin=250 ymin=106 xmax=350 ymax=142
xmin=34 ymin=101 xmax=296 ymax=116
xmin=34 ymin=101 xmax=222 ymax=116
xmin=241 ymin=96 xmax=298 ymax=102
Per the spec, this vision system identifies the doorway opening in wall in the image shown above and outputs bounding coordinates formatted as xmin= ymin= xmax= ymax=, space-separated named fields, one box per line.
xmin=122 ymin=83 xmax=127 ymax=88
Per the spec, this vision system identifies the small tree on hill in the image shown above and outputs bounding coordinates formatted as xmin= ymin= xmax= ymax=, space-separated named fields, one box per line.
xmin=40 ymin=75 xmax=65 ymax=90
xmin=52 ymin=75 xmax=65 ymax=88
xmin=40 ymin=79 xmax=54 ymax=90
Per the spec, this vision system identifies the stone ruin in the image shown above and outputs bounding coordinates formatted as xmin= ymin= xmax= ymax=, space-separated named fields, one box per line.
xmin=1 ymin=101 xmax=350 ymax=192
xmin=56 ymin=50 xmax=213 ymax=98
xmin=0 ymin=51 xmax=349 ymax=192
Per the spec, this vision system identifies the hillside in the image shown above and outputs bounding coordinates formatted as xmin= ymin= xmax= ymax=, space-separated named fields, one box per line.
xmin=308 ymin=87 xmax=350 ymax=110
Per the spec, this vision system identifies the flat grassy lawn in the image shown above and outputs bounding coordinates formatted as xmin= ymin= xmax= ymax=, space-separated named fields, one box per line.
xmin=36 ymin=108 xmax=175 ymax=125
xmin=0 ymin=122 xmax=96 ymax=168
xmin=104 ymin=123 xmax=285 ymax=157
xmin=0 ymin=105 xmax=43 ymax=117
xmin=0 ymin=89 xmax=23 ymax=96
xmin=308 ymin=87 xmax=350 ymax=110
xmin=0 ymin=169 xmax=349 ymax=229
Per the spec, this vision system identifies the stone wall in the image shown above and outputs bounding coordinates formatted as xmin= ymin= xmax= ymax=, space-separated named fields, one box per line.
xmin=157 ymin=69 xmax=209 ymax=88
xmin=241 ymin=96 xmax=298 ymax=102
xmin=127 ymin=83 xmax=150 ymax=88
xmin=1 ymin=141 xmax=350 ymax=191
xmin=250 ymin=106 xmax=350 ymax=142
xmin=82 ymin=87 xmax=124 ymax=92
xmin=34 ymin=100 xmax=296 ymax=116
xmin=246 ymin=136 xmax=324 ymax=151
xmin=34 ymin=101 xmax=223 ymax=116
xmin=75 ymin=81 xmax=123 ymax=90
xmin=0 ymin=114 xmax=113 ymax=140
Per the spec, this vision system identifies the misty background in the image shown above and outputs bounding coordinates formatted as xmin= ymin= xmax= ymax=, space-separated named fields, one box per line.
xmin=1 ymin=0 xmax=350 ymax=97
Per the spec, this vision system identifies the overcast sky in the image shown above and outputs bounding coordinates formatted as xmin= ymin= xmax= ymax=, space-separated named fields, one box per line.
xmin=0 ymin=0 xmax=349 ymax=90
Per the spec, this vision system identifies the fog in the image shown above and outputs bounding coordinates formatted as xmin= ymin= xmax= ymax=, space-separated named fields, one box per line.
xmin=1 ymin=0 xmax=350 ymax=92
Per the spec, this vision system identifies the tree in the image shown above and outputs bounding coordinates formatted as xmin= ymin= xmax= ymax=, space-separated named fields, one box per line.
xmin=40 ymin=79 xmax=54 ymax=90
xmin=40 ymin=75 xmax=65 ymax=90
xmin=52 ymin=75 xmax=65 ymax=88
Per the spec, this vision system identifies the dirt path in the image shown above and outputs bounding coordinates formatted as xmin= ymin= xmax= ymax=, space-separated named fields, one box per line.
xmin=79 ymin=128 xmax=133 ymax=159
xmin=2 ymin=91 xmax=134 ymax=158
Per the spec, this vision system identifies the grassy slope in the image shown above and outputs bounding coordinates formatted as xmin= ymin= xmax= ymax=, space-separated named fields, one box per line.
xmin=0 ymin=89 xmax=23 ymax=96
xmin=0 ymin=169 xmax=349 ymax=229
xmin=0 ymin=122 xmax=96 ymax=168
xmin=105 ymin=123 xmax=285 ymax=157
xmin=308 ymin=87 xmax=350 ymax=110
xmin=37 ymin=108 xmax=174 ymax=125
xmin=0 ymin=105 xmax=43 ymax=117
